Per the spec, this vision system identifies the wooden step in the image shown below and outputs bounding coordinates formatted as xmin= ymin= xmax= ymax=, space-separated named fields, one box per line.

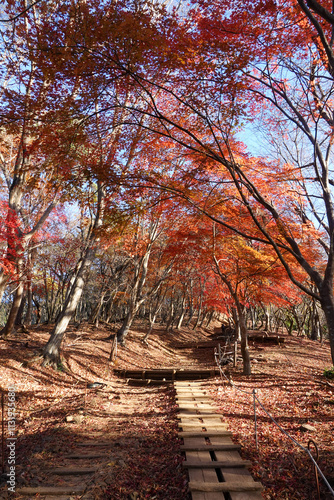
xmin=178 ymin=431 xmax=232 ymax=438
xmin=178 ymin=413 xmax=223 ymax=419
xmin=180 ymin=444 xmax=241 ymax=451
xmin=127 ymin=378 xmax=171 ymax=386
xmin=179 ymin=423 xmax=228 ymax=430
xmin=182 ymin=460 xmax=252 ymax=469
xmin=114 ymin=369 xmax=219 ymax=380
xmin=176 ymin=396 xmax=212 ymax=400
xmin=189 ymin=481 xmax=264 ymax=492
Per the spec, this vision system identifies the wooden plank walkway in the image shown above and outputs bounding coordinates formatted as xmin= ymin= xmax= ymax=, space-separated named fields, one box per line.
xmin=175 ymin=380 xmax=264 ymax=500
xmin=114 ymin=368 xmax=219 ymax=381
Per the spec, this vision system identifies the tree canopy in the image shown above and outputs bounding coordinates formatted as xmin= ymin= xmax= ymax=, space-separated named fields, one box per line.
xmin=1 ymin=0 xmax=334 ymax=371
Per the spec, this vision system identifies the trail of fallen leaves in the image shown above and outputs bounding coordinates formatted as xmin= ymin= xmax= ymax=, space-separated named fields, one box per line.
xmin=0 ymin=322 xmax=333 ymax=499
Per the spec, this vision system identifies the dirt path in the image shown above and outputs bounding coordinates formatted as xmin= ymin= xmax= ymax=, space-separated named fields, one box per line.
xmin=1 ymin=322 xmax=333 ymax=499
xmin=10 ymin=380 xmax=188 ymax=499
xmin=1 ymin=322 xmax=217 ymax=499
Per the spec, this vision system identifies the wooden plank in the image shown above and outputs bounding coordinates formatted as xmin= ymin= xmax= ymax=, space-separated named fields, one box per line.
xmin=187 ymin=451 xmax=225 ymax=500
xmin=178 ymin=413 xmax=223 ymax=419
xmin=16 ymin=487 xmax=86 ymax=496
xmin=175 ymin=380 xmax=263 ymax=498
xmin=175 ymin=387 xmax=209 ymax=390
xmin=176 ymin=394 xmax=209 ymax=398
xmin=180 ymin=423 xmax=228 ymax=430
xmin=183 ymin=460 xmax=252 ymax=469
xmin=178 ymin=404 xmax=218 ymax=409
xmin=175 ymin=386 xmax=210 ymax=389
xmin=179 ymin=407 xmax=219 ymax=413
xmin=215 ymin=444 xmax=264 ymax=500
xmin=176 ymin=396 xmax=212 ymax=401
xmin=189 ymin=481 xmax=264 ymax=492
xmin=178 ymin=431 xmax=232 ymax=437
xmin=181 ymin=444 xmax=241 ymax=451
xmin=175 ymin=383 xmax=209 ymax=387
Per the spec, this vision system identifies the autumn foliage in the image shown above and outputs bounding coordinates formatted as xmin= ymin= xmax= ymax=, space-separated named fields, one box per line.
xmin=0 ymin=0 xmax=333 ymax=370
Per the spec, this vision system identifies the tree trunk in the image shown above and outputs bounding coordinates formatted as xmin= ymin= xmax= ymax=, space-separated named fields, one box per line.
xmin=238 ymin=308 xmax=251 ymax=376
xmin=25 ymin=280 xmax=32 ymax=325
xmin=320 ymin=291 xmax=334 ymax=365
xmin=0 ymin=272 xmax=9 ymax=305
xmin=205 ymin=309 xmax=215 ymax=328
xmin=2 ymin=281 xmax=25 ymax=337
xmin=42 ymin=182 xmax=105 ymax=367
xmin=42 ymin=267 xmax=88 ymax=367
xmin=2 ymin=256 xmax=25 ymax=337
xmin=232 ymin=307 xmax=241 ymax=341
xmin=142 ymin=315 xmax=156 ymax=343
xmin=176 ymin=295 xmax=186 ymax=330
xmin=117 ymin=307 xmax=136 ymax=345
xmin=166 ymin=301 xmax=175 ymax=331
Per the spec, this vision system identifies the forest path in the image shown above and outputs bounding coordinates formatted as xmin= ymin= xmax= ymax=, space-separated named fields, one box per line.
xmin=5 ymin=324 xmax=222 ymax=499
xmin=175 ymin=380 xmax=264 ymax=500
xmin=13 ymin=379 xmax=182 ymax=499
xmin=1 ymin=322 xmax=333 ymax=499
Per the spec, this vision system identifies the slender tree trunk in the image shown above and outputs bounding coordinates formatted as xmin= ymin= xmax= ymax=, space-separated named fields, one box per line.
xmin=2 ymin=257 xmax=25 ymax=337
xmin=205 ymin=309 xmax=215 ymax=328
xmin=117 ymin=307 xmax=137 ymax=345
xmin=15 ymin=292 xmax=26 ymax=327
xmin=199 ymin=310 xmax=209 ymax=328
xmin=237 ymin=305 xmax=251 ymax=376
xmin=176 ymin=295 xmax=187 ymax=330
xmin=232 ymin=307 xmax=241 ymax=341
xmin=33 ymin=296 xmax=41 ymax=325
xmin=213 ymin=246 xmax=251 ymax=375
xmin=142 ymin=313 xmax=156 ymax=343
xmin=42 ymin=261 xmax=89 ymax=367
xmin=166 ymin=301 xmax=175 ymax=331
xmin=42 ymin=182 xmax=105 ymax=367
xmin=91 ymin=291 xmax=107 ymax=326
xmin=25 ymin=281 xmax=32 ymax=326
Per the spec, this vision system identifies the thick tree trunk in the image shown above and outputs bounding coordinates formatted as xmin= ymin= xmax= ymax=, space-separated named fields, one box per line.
xmin=319 ymin=292 xmax=334 ymax=365
xmin=42 ymin=182 xmax=105 ymax=367
xmin=42 ymin=270 xmax=87 ymax=367
xmin=15 ymin=292 xmax=26 ymax=327
xmin=2 ymin=281 xmax=25 ymax=337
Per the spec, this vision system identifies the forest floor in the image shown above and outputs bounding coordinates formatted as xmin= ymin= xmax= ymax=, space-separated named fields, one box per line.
xmin=0 ymin=321 xmax=333 ymax=499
